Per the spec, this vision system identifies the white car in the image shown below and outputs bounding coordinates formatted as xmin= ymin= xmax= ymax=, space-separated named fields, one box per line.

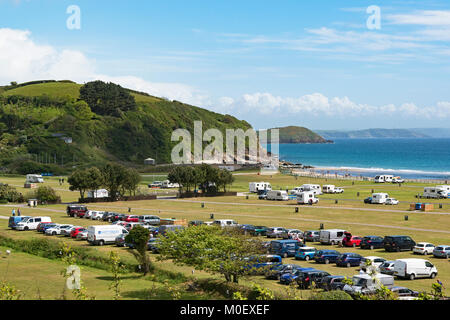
xmin=413 ymin=242 xmax=435 ymax=255
xmin=62 ymin=225 xmax=81 ymax=237
xmin=91 ymin=211 xmax=106 ymax=220
xmin=360 ymin=256 xmax=387 ymax=272
xmin=334 ymin=187 xmax=344 ymax=194
xmin=385 ymin=198 xmax=399 ymax=205
xmin=76 ymin=230 xmax=89 ymax=240
xmin=45 ymin=224 xmax=73 ymax=236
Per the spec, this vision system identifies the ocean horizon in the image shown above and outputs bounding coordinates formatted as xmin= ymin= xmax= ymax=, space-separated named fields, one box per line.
xmin=272 ymin=138 xmax=450 ymax=181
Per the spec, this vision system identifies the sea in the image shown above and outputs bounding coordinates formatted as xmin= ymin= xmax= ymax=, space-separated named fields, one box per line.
xmin=273 ymin=138 xmax=450 ymax=181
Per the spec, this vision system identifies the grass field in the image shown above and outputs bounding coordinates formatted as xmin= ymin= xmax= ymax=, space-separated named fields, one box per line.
xmin=0 ymin=172 xmax=449 ymax=299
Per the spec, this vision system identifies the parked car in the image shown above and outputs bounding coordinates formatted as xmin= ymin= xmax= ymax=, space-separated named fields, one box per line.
xmin=84 ymin=210 xmax=94 ymax=219
xmin=36 ymin=222 xmax=53 ymax=233
xmin=239 ymin=224 xmax=255 ymax=234
xmin=359 ymin=256 xmax=387 ymax=272
xmin=244 ymin=255 xmax=282 ymax=275
xmin=385 ymin=198 xmax=399 ymax=205
xmin=62 ymin=225 xmax=81 ymax=237
xmin=280 ymin=229 xmax=304 ymax=240
xmin=389 ymin=286 xmax=419 ymax=298
xmin=266 ymin=227 xmax=287 ymax=238
xmin=279 ymin=267 xmax=316 ymax=285
xmin=139 ymin=215 xmax=160 ymax=225
xmin=148 ymin=239 xmax=161 ymax=253
xmin=15 ymin=217 xmax=52 ymax=231
xmin=343 ymin=274 xmax=395 ymax=296
xmin=188 ymin=220 xmax=204 ymax=226
xmin=303 ymin=230 xmax=320 ymax=242
xmin=258 ymin=190 xmax=268 ymax=200
xmin=319 ymin=275 xmax=346 ymax=291
xmin=384 ymin=235 xmax=416 ymax=252
xmin=432 ymin=245 xmax=450 ymax=258
xmin=295 ymin=247 xmax=316 ymax=261
xmin=314 ymin=250 xmax=341 ymax=264
xmin=297 ymin=270 xmax=331 ymax=289
xmin=70 ymin=227 xmax=87 ymax=239
xmin=87 ymin=225 xmax=128 ymax=246
xmin=336 ymin=253 xmax=364 ymax=268
xmin=270 ymin=240 xmax=304 ymax=258
xmin=67 ymin=205 xmax=88 ymax=218
xmin=124 ymin=215 xmax=140 ymax=223
xmin=249 ymin=226 xmax=269 ymax=237
xmin=91 ymin=211 xmax=106 ymax=220
xmin=9 ymin=216 xmax=32 ymax=229
xmin=342 ymin=232 xmax=363 ymax=247
xmin=125 ymin=222 xmax=143 ymax=231
xmin=265 ymin=264 xmax=300 ymax=280
xmin=40 ymin=223 xmax=58 ymax=234
xmin=413 ymin=242 xmax=436 ymax=255
xmin=360 ymin=235 xmax=385 ymax=250
xmin=102 ymin=212 xmax=115 ymax=222
xmin=379 ymin=261 xmax=396 ymax=275
xmin=364 ymin=197 xmax=372 ymax=204
xmin=45 ymin=224 xmax=73 ymax=236
xmin=394 ymin=258 xmax=438 ymax=280
xmin=76 ymin=230 xmax=88 ymax=240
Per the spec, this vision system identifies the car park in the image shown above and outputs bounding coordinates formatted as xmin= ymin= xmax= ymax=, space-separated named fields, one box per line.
xmin=314 ymin=249 xmax=341 ymax=264
xmin=394 ymin=258 xmax=438 ymax=280
xmin=62 ymin=226 xmax=81 ymax=237
xmin=384 ymin=235 xmax=416 ymax=252
xmin=413 ymin=242 xmax=435 ymax=255
xmin=266 ymin=227 xmax=287 ymax=238
xmin=39 ymin=223 xmax=58 ymax=234
xmin=297 ymin=270 xmax=330 ymax=289
xmin=336 ymin=253 xmax=364 ymax=268
xmin=303 ymin=230 xmax=320 ymax=242
xmin=244 ymin=255 xmax=282 ymax=275
xmin=432 ymin=245 xmax=450 ymax=258
xmin=360 ymin=235 xmax=384 ymax=250
xmin=359 ymin=256 xmax=387 ymax=272
xmin=36 ymin=222 xmax=53 ymax=233
xmin=295 ymin=247 xmax=316 ymax=261
xmin=379 ymin=261 xmax=396 ymax=275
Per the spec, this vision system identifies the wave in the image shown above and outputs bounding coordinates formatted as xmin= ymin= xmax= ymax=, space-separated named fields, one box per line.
xmin=311 ymin=166 xmax=450 ymax=177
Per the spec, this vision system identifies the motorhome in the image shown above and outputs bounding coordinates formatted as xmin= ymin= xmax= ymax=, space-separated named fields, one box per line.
xmin=161 ymin=180 xmax=180 ymax=188
xmin=87 ymin=225 xmax=128 ymax=246
xmin=87 ymin=189 xmax=109 ymax=199
xmin=213 ymin=219 xmax=238 ymax=228
xmin=394 ymin=258 xmax=438 ymax=280
xmin=15 ymin=216 xmax=52 ymax=231
xmin=249 ymin=182 xmax=272 ymax=193
xmin=371 ymin=193 xmax=389 ymax=204
xmin=322 ymin=185 xmax=344 ymax=194
xmin=266 ymin=190 xmax=289 ymax=201
xmin=374 ymin=175 xmax=394 ymax=183
xmin=289 ymin=186 xmax=304 ymax=195
xmin=319 ymin=229 xmax=346 ymax=245
xmin=300 ymin=184 xmax=322 ymax=195
xmin=423 ymin=186 xmax=450 ymax=199
xmin=296 ymin=191 xmax=319 ymax=205
xmin=26 ymin=174 xmax=44 ymax=183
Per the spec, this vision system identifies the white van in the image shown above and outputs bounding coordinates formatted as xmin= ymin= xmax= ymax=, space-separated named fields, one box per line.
xmin=87 ymin=225 xmax=128 ymax=246
xmin=319 ymin=229 xmax=346 ymax=245
xmin=394 ymin=258 xmax=438 ymax=280
xmin=371 ymin=193 xmax=389 ymax=204
xmin=213 ymin=219 xmax=238 ymax=228
xmin=301 ymin=184 xmax=322 ymax=195
xmin=297 ymin=191 xmax=319 ymax=204
xmin=249 ymin=182 xmax=272 ymax=193
xmin=15 ymin=216 xmax=51 ymax=231
xmin=26 ymin=174 xmax=44 ymax=183
xmin=266 ymin=190 xmax=289 ymax=201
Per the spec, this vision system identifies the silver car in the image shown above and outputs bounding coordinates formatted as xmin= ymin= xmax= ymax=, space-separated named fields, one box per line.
xmin=433 ymin=245 xmax=450 ymax=258
xmin=266 ymin=227 xmax=286 ymax=238
xmin=379 ymin=261 xmax=396 ymax=275
xmin=281 ymin=229 xmax=304 ymax=240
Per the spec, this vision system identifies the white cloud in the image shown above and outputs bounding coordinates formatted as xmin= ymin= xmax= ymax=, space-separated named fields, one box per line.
xmin=387 ymin=10 xmax=450 ymax=26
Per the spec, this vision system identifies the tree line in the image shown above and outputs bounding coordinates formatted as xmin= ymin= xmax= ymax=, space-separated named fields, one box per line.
xmin=68 ymin=163 xmax=141 ymax=201
xmin=167 ymin=164 xmax=235 ymax=194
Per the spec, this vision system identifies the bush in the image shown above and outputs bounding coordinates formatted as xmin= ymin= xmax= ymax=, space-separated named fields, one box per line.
xmin=24 ymin=186 xmax=61 ymax=204
xmin=308 ymin=290 xmax=353 ymax=300
xmin=0 ymin=184 xmax=24 ymax=203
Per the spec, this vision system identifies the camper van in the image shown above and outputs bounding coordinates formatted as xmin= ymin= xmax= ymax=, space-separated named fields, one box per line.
xmin=394 ymin=258 xmax=438 ymax=280
xmin=26 ymin=174 xmax=44 ymax=183
xmin=15 ymin=216 xmax=52 ymax=231
xmin=87 ymin=225 xmax=128 ymax=246
xmin=249 ymin=182 xmax=272 ymax=193
xmin=213 ymin=219 xmax=238 ymax=228
xmin=161 ymin=180 xmax=180 ymax=188
xmin=297 ymin=191 xmax=319 ymax=205
xmin=289 ymin=186 xmax=304 ymax=195
xmin=423 ymin=185 xmax=450 ymax=199
xmin=266 ymin=190 xmax=289 ymax=201
xmin=319 ymin=229 xmax=346 ymax=245
xmin=322 ymin=185 xmax=344 ymax=194
xmin=374 ymin=175 xmax=394 ymax=183
xmin=300 ymin=184 xmax=322 ymax=195
xmin=371 ymin=193 xmax=389 ymax=204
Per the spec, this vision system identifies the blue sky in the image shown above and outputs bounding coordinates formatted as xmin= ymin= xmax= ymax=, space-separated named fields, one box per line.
xmin=1 ymin=0 xmax=450 ymax=130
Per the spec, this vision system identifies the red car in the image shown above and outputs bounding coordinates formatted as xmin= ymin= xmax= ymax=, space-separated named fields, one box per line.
xmin=70 ymin=227 xmax=87 ymax=238
xmin=342 ymin=233 xmax=363 ymax=247
xmin=124 ymin=215 xmax=140 ymax=222
xmin=67 ymin=205 xmax=88 ymax=218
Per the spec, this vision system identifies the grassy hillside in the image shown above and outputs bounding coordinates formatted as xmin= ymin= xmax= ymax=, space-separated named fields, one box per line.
xmin=316 ymin=128 xmax=430 ymax=139
xmin=265 ymin=126 xmax=331 ymax=143
xmin=0 ymin=80 xmax=252 ymax=173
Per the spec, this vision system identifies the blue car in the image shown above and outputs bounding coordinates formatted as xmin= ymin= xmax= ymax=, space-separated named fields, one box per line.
xmin=40 ymin=223 xmax=58 ymax=233
xmin=270 ymin=240 xmax=304 ymax=258
xmin=314 ymin=250 xmax=341 ymax=264
xmin=335 ymin=253 xmax=364 ymax=267
xmin=244 ymin=255 xmax=282 ymax=274
xmin=295 ymin=247 xmax=317 ymax=261
xmin=279 ymin=267 xmax=316 ymax=285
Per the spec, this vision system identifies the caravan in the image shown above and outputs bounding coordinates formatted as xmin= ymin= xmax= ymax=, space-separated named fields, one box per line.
xmin=300 ymin=184 xmax=322 ymax=195
xmin=26 ymin=174 xmax=44 ymax=183
xmin=374 ymin=175 xmax=394 ymax=183
xmin=423 ymin=185 xmax=450 ymax=199
xmin=266 ymin=190 xmax=289 ymax=201
xmin=371 ymin=193 xmax=389 ymax=204
xmin=296 ymin=191 xmax=319 ymax=205
xmin=322 ymin=185 xmax=344 ymax=194
xmin=249 ymin=182 xmax=272 ymax=193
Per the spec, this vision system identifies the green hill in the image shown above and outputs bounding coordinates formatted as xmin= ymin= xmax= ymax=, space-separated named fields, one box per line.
xmin=264 ymin=126 xmax=331 ymax=143
xmin=0 ymin=80 xmax=251 ymax=174
xmin=316 ymin=128 xmax=430 ymax=139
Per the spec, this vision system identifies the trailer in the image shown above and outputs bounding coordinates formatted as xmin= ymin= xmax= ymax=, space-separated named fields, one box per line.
xmin=266 ymin=190 xmax=289 ymax=201
xmin=371 ymin=193 xmax=389 ymax=204
xmin=249 ymin=182 xmax=272 ymax=193
xmin=374 ymin=175 xmax=394 ymax=183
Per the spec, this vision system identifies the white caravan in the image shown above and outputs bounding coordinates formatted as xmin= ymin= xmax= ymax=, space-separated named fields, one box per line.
xmin=371 ymin=193 xmax=389 ymax=204
xmin=300 ymin=184 xmax=322 ymax=195
xmin=26 ymin=174 xmax=44 ymax=183
xmin=87 ymin=225 xmax=128 ymax=246
xmin=266 ymin=190 xmax=289 ymax=201
xmin=423 ymin=185 xmax=450 ymax=199
xmin=394 ymin=258 xmax=438 ymax=280
xmin=212 ymin=219 xmax=238 ymax=228
xmin=319 ymin=229 xmax=346 ymax=245
xmin=297 ymin=191 xmax=319 ymax=205
xmin=322 ymin=185 xmax=344 ymax=194
xmin=249 ymin=182 xmax=272 ymax=193
xmin=374 ymin=175 xmax=394 ymax=183
xmin=87 ymin=189 xmax=109 ymax=198
xmin=15 ymin=216 xmax=52 ymax=231
xmin=289 ymin=186 xmax=304 ymax=195
xmin=162 ymin=180 xmax=180 ymax=188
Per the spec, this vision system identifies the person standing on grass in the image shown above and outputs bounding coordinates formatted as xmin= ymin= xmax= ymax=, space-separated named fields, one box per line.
xmin=17 ymin=208 xmax=21 ymax=216
xmin=12 ymin=208 xmax=15 ymax=216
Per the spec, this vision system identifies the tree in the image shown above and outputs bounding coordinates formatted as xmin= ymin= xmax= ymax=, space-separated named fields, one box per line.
xmin=167 ymin=166 xmax=186 ymax=194
xmin=100 ymin=163 xmax=128 ymax=200
xmin=157 ymin=225 xmax=266 ymax=283
xmin=33 ymin=186 xmax=60 ymax=203
xmin=216 ymin=169 xmax=234 ymax=192
xmin=121 ymin=168 xmax=141 ymax=196
xmin=68 ymin=169 xmax=91 ymax=199
xmin=124 ymin=225 xmax=153 ymax=275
